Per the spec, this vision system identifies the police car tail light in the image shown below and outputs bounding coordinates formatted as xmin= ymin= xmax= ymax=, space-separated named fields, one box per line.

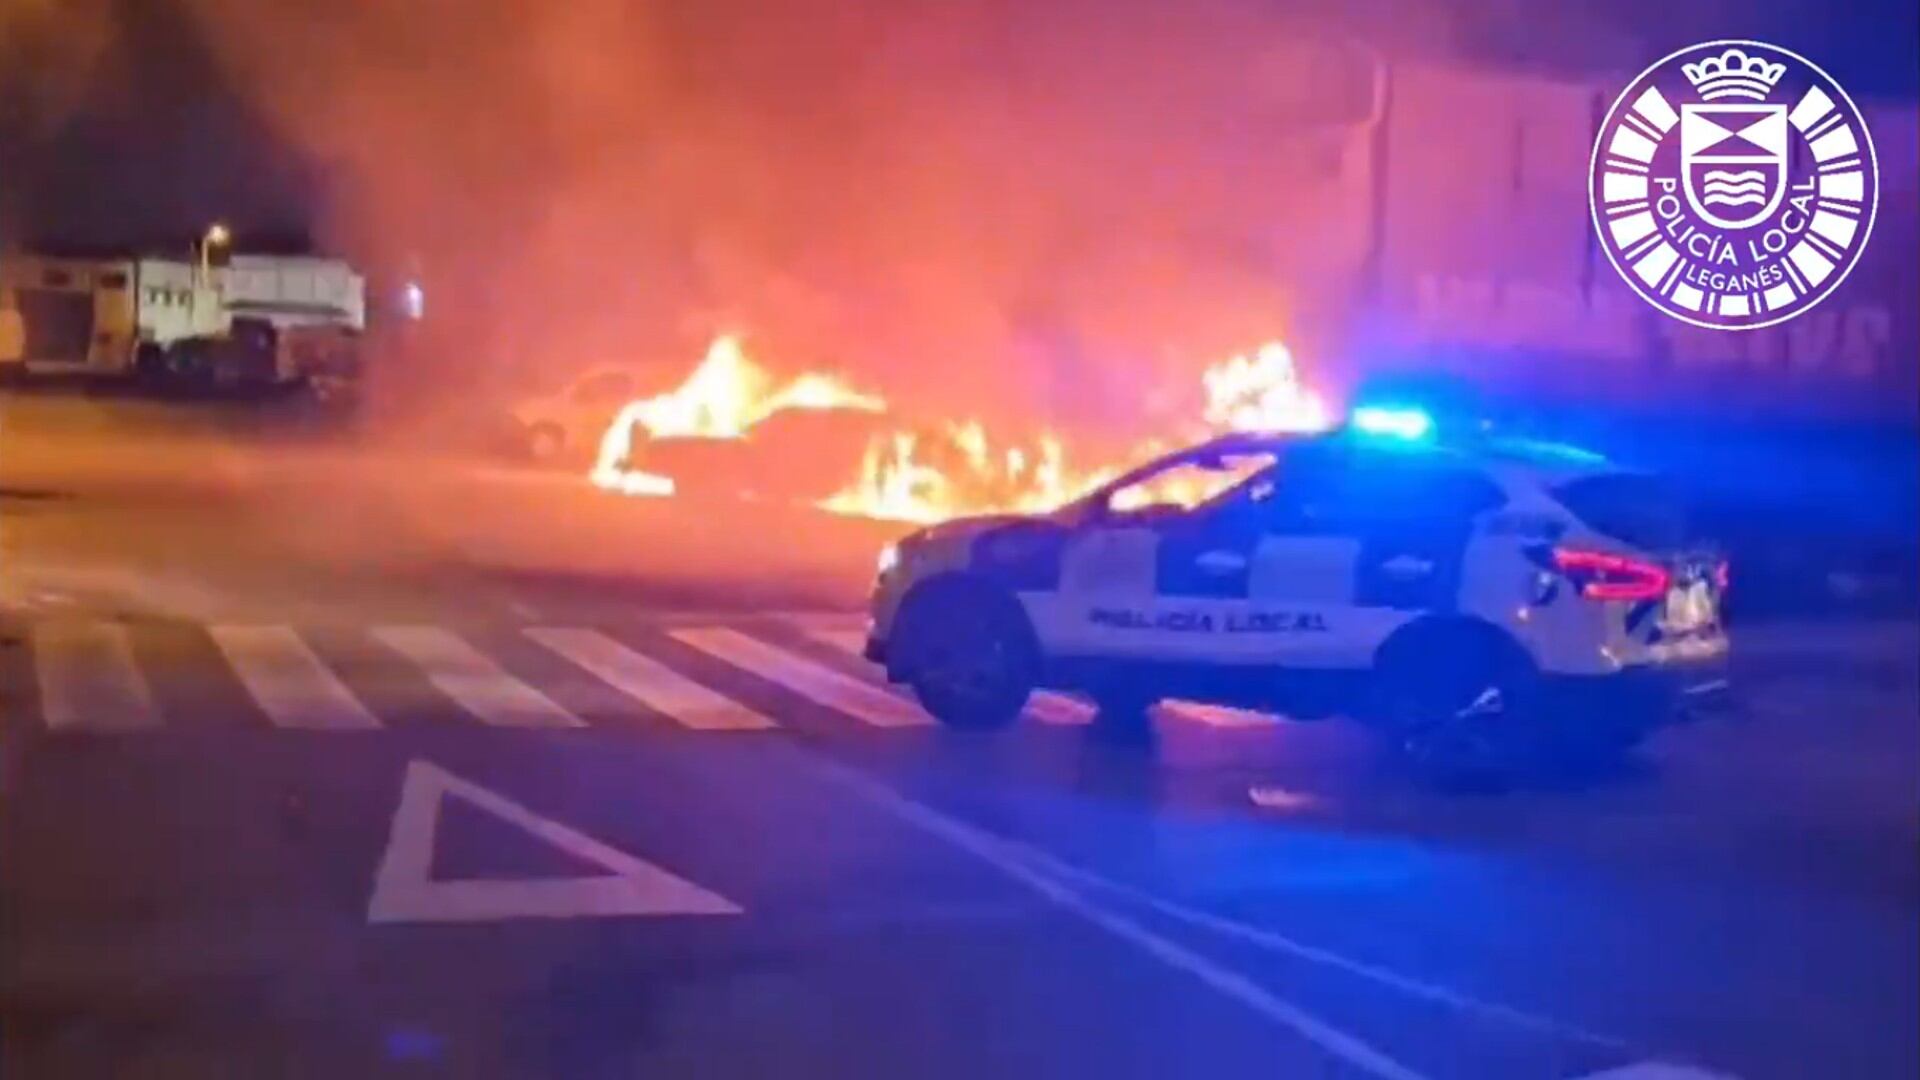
xmin=1552 ymin=548 xmax=1671 ymax=602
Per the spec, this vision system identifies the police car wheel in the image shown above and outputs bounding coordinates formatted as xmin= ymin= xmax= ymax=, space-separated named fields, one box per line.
xmin=1377 ymin=634 xmax=1534 ymax=790
xmin=902 ymin=593 xmax=1033 ymax=730
xmin=1399 ymin=700 xmax=1515 ymax=791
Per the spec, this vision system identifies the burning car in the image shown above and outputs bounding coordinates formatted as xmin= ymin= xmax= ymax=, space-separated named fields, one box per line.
xmin=863 ymin=411 xmax=1733 ymax=784
xmin=590 ymin=335 xmax=886 ymax=498
xmin=511 ymin=363 xmax=652 ymax=465
xmin=619 ymin=404 xmax=892 ymax=503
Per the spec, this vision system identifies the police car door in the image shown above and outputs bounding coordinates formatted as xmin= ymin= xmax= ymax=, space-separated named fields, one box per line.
xmin=1252 ymin=448 xmax=1504 ymax=668
xmin=1047 ymin=449 xmax=1275 ymax=661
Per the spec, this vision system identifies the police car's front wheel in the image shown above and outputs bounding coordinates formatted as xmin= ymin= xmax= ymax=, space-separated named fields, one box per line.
xmin=898 ymin=587 xmax=1036 ymax=731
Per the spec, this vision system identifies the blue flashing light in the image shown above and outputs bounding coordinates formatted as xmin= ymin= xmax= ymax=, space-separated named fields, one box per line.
xmin=1350 ymin=405 xmax=1434 ymax=442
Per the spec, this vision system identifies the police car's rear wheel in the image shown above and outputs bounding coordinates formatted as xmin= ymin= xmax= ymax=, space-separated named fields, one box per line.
xmin=1377 ymin=632 xmax=1534 ymax=791
xmin=1397 ymin=688 xmax=1516 ymax=791
xmin=901 ymin=590 xmax=1034 ymax=731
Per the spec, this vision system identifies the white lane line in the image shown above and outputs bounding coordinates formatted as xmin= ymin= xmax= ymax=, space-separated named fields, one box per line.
xmin=210 ymin=626 xmax=382 ymax=730
xmin=996 ymin=833 xmax=1633 ymax=1052
xmin=526 ymin=628 xmax=774 ymax=731
xmin=805 ymin=627 xmax=1093 ymax=726
xmin=33 ymin=621 xmax=159 ymax=731
xmin=805 ymin=627 xmax=871 ymax=656
xmin=669 ymin=627 xmax=932 ymax=728
xmin=808 ymin=755 xmax=1428 ymax=1080
xmin=372 ymin=626 xmax=582 ymax=728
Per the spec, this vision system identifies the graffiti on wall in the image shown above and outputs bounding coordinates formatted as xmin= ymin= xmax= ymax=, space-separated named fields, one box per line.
xmin=1409 ymin=271 xmax=1899 ymax=380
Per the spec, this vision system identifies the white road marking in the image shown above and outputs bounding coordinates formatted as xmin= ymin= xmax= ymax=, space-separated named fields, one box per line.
xmin=526 ymin=628 xmax=774 ymax=730
xmin=1024 ymin=692 xmax=1097 ymax=726
xmin=371 ymin=626 xmax=582 ymax=728
xmin=804 ymin=627 xmax=871 ymax=656
xmin=670 ymin=627 xmax=932 ymax=727
xmin=808 ymin=755 xmax=1429 ymax=1080
xmin=997 ymin=832 xmax=1632 ymax=1052
xmin=773 ymin=610 xmax=868 ymax=631
xmin=1160 ymin=701 xmax=1274 ymax=728
xmin=210 ymin=625 xmax=381 ymax=730
xmin=33 ymin=621 xmax=159 ymax=731
xmin=805 ymin=627 xmax=1093 ymax=726
xmin=368 ymin=759 xmax=740 ymax=923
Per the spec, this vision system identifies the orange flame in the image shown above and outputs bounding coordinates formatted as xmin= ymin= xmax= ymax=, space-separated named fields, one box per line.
xmin=819 ymin=339 xmax=1329 ymax=522
xmin=819 ymin=425 xmax=1125 ymax=524
xmin=1202 ymin=341 xmax=1331 ymax=434
xmin=593 ymin=335 xmax=1328 ymax=521
xmin=590 ymin=335 xmax=884 ymax=496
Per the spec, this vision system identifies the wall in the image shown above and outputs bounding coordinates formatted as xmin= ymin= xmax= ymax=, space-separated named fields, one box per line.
xmin=1357 ymin=60 xmax=1918 ymax=419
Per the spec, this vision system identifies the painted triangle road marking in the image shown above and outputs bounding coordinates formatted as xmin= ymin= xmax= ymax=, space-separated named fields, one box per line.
xmin=367 ymin=760 xmax=741 ymax=923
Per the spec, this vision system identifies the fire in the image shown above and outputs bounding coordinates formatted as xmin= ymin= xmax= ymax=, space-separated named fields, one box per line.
xmin=592 ymin=334 xmax=1329 ymax=522
xmin=820 ymin=339 xmax=1329 ymax=523
xmin=590 ymin=335 xmax=884 ymax=496
xmin=820 ymin=425 xmax=1124 ymax=525
xmin=1202 ymin=341 xmax=1331 ymax=434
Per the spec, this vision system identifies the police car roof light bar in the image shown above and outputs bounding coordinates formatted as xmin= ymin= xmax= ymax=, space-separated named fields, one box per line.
xmin=1349 ymin=405 xmax=1435 ymax=441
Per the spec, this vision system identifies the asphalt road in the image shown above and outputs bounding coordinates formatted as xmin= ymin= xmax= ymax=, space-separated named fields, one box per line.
xmin=1 ymin=390 xmax=1915 ymax=1079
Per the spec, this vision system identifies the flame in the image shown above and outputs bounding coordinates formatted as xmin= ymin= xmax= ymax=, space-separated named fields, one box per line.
xmin=1201 ymin=341 xmax=1331 ymax=434
xmin=593 ymin=335 xmax=1329 ymax=522
xmin=590 ymin=335 xmax=883 ymax=496
xmin=819 ymin=339 xmax=1329 ymax=522
xmin=820 ymin=425 xmax=1125 ymax=525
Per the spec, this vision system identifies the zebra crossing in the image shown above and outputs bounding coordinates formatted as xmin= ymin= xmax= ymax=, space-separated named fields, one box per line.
xmin=4 ymin=617 xmax=1283 ymax=736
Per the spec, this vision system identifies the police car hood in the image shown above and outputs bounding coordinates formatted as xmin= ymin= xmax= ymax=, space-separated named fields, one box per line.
xmin=914 ymin=513 xmax=1035 ymax=544
xmin=906 ymin=507 xmax=1075 ymax=545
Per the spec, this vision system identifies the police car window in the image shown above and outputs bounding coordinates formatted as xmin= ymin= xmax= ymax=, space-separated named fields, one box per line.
xmin=1105 ymin=452 xmax=1276 ymax=516
xmin=1551 ymin=473 xmax=1690 ymax=550
xmin=1300 ymin=459 xmax=1503 ymax=527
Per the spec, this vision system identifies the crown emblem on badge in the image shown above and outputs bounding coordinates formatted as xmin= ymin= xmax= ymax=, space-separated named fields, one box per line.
xmin=1681 ymin=48 xmax=1787 ymax=100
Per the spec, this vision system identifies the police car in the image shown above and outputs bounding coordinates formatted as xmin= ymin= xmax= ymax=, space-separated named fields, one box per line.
xmin=864 ymin=408 xmax=1731 ymax=778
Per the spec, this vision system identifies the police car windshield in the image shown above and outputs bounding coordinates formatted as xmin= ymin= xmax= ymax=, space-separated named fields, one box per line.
xmin=1103 ymin=450 xmax=1277 ymax=516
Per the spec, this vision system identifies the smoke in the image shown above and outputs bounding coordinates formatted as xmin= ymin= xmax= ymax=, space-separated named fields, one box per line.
xmin=169 ymin=0 xmax=1398 ymax=430
xmin=0 ymin=0 xmax=116 ymax=138
xmin=1 ymin=0 xmax=117 ymax=242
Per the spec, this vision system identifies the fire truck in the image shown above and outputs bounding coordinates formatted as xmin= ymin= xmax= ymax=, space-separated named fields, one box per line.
xmin=0 ymin=252 xmax=366 ymax=396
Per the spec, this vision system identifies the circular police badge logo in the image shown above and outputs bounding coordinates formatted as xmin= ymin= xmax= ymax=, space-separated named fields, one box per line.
xmin=1589 ymin=40 xmax=1877 ymax=330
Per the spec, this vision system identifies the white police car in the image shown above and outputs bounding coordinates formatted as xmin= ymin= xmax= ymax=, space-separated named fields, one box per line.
xmin=865 ymin=409 xmax=1731 ymax=778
